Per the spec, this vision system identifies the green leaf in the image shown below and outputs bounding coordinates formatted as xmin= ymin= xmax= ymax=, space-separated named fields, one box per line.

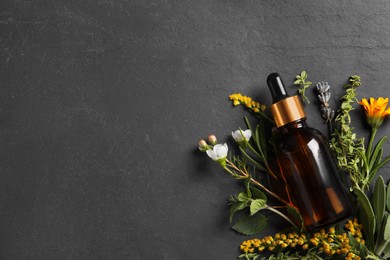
xmin=238 ymin=192 xmax=250 ymax=202
xmin=250 ymin=199 xmax=267 ymax=216
xmin=230 ymin=201 xmax=247 ymax=222
xmin=354 ymin=187 xmax=376 ymax=250
xmin=384 ymin=214 xmax=390 ymax=241
xmin=369 ymin=136 xmax=387 ymax=170
xmin=239 ymin=147 xmax=267 ymax=172
xmin=294 ymin=79 xmax=301 ymax=85
xmin=256 ymin=124 xmax=267 ymax=161
xmin=372 ymin=156 xmax=390 ymax=174
xmin=348 ymin=232 xmax=361 ymax=250
xmin=245 ymin=177 xmax=252 ymax=198
xmin=301 ymin=70 xmax=307 ymax=79
xmin=232 ymin=214 xmax=268 ymax=235
xmin=383 ymin=243 xmax=390 ymax=258
xmin=375 ymin=212 xmax=388 ymax=251
xmin=373 ymin=176 xmax=386 ymax=234
xmin=250 ymin=187 xmax=267 ymax=201
xmin=348 ymin=231 xmax=368 ymax=258
xmin=287 ymin=205 xmax=303 ymax=231
xmin=387 ymin=182 xmax=390 ymax=212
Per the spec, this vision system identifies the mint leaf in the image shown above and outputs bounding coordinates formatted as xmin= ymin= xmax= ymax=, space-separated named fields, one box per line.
xmin=250 ymin=187 xmax=267 ymax=201
xmin=250 ymin=199 xmax=266 ymax=216
xmin=238 ymin=192 xmax=250 ymax=202
xmin=229 ymin=201 xmax=247 ymax=223
xmin=232 ymin=214 xmax=268 ymax=235
xmin=287 ymin=205 xmax=303 ymax=231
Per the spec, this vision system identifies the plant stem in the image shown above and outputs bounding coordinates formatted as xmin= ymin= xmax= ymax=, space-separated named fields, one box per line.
xmin=265 ymin=205 xmax=299 ymax=230
xmin=367 ymin=127 xmax=378 ymax=159
xmin=225 ymin=159 xmax=294 ymax=208
xmin=376 ymin=240 xmax=389 ymax=256
xmin=362 ymin=127 xmax=378 ymax=191
xmin=327 ymin=120 xmax=333 ymax=139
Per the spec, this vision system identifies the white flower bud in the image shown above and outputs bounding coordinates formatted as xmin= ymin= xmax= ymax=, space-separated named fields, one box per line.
xmin=232 ymin=129 xmax=252 ymax=143
xmin=208 ymin=134 xmax=217 ymax=145
xmin=198 ymin=139 xmax=210 ymax=152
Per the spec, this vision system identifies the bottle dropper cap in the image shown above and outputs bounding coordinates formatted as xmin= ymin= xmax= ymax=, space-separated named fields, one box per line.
xmin=266 ymin=73 xmax=306 ymax=128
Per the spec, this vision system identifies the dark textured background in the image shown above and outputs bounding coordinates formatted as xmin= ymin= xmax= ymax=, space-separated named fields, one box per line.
xmin=1 ymin=0 xmax=390 ymax=259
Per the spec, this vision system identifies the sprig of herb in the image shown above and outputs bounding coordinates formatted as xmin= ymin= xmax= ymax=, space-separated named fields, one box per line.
xmin=294 ymin=70 xmax=312 ymax=104
xmin=330 ymin=75 xmax=365 ymax=190
xmin=316 ymin=81 xmax=335 ymax=137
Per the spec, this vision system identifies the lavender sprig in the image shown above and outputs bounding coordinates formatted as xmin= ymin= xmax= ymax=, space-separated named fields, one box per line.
xmin=316 ymin=82 xmax=335 ymax=137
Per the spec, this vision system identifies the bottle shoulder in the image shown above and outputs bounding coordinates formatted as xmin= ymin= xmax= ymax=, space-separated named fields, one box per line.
xmin=281 ymin=126 xmax=325 ymax=138
xmin=276 ymin=126 xmax=328 ymax=148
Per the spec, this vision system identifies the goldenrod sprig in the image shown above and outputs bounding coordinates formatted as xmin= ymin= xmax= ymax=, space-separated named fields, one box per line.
xmin=240 ymin=219 xmax=366 ymax=260
xmin=229 ymin=93 xmax=274 ymax=122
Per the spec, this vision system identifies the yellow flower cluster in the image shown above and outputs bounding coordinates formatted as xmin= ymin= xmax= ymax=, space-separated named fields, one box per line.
xmin=240 ymin=219 xmax=364 ymax=260
xmin=310 ymin=225 xmax=362 ymax=259
xmin=229 ymin=93 xmax=266 ymax=113
xmin=240 ymin=232 xmax=308 ymax=254
xmin=345 ymin=218 xmax=364 ymax=244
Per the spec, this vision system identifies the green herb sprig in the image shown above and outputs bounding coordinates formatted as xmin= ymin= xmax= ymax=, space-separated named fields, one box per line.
xmin=330 ymin=75 xmax=365 ymax=190
xmin=294 ymin=70 xmax=312 ymax=104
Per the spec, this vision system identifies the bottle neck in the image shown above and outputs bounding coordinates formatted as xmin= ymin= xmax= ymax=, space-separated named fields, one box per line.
xmin=279 ymin=118 xmax=307 ymax=133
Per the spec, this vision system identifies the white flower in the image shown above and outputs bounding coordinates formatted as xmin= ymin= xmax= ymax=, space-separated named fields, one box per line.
xmin=232 ymin=129 xmax=252 ymax=142
xmin=206 ymin=143 xmax=228 ymax=161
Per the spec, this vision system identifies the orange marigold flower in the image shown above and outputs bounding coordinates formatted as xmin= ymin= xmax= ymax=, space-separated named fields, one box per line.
xmin=359 ymin=97 xmax=390 ymax=129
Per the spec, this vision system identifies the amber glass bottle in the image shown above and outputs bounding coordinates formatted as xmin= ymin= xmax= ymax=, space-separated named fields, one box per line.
xmin=267 ymin=73 xmax=353 ymax=230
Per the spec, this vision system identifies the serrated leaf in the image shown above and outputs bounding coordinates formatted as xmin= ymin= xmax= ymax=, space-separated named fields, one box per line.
xmin=354 ymin=188 xmax=376 ymax=250
xmin=238 ymin=192 xmax=250 ymax=202
xmin=287 ymin=205 xmax=303 ymax=231
xmin=230 ymin=201 xmax=247 ymax=223
xmin=373 ymin=176 xmax=386 ymax=234
xmin=232 ymin=214 xmax=268 ymax=235
xmin=250 ymin=199 xmax=266 ymax=216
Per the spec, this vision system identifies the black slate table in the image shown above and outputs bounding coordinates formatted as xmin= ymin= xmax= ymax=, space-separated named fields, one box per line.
xmin=1 ymin=0 xmax=390 ymax=259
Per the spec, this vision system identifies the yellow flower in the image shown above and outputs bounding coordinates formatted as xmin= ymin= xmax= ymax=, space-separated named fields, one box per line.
xmin=229 ymin=93 xmax=265 ymax=113
xmin=359 ymin=97 xmax=390 ymax=129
